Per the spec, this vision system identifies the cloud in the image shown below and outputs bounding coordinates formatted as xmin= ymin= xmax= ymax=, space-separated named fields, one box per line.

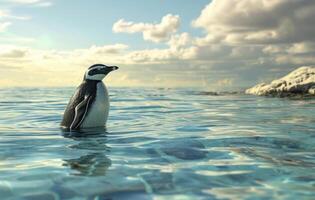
xmin=0 ymin=22 xmax=11 ymax=32
xmin=125 ymin=46 xmax=198 ymax=64
xmin=113 ymin=14 xmax=180 ymax=43
xmin=287 ymin=42 xmax=315 ymax=54
xmin=88 ymin=44 xmax=128 ymax=55
xmin=0 ymin=9 xmax=31 ymax=33
xmin=186 ymin=0 xmax=315 ymax=88
xmin=1 ymin=0 xmax=315 ymax=90
xmin=0 ymin=49 xmax=28 ymax=58
xmin=0 ymin=43 xmax=132 ymax=87
xmin=193 ymin=0 xmax=315 ymax=44
xmin=33 ymin=1 xmax=52 ymax=7
xmin=0 ymin=43 xmax=129 ymax=69
xmin=8 ymin=0 xmax=42 ymax=3
xmin=168 ymin=33 xmax=191 ymax=49
xmin=6 ymin=0 xmax=53 ymax=7
xmin=0 ymin=35 xmax=35 ymax=45
xmin=0 ymin=9 xmax=31 ymax=20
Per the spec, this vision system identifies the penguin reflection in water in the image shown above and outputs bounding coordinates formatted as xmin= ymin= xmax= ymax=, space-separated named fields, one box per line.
xmin=61 ymin=64 xmax=118 ymax=130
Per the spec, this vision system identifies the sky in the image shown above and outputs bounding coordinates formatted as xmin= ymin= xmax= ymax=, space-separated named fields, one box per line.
xmin=0 ymin=0 xmax=315 ymax=90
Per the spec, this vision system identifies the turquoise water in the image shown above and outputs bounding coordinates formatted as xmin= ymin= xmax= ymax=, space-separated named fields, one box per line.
xmin=0 ymin=87 xmax=315 ymax=200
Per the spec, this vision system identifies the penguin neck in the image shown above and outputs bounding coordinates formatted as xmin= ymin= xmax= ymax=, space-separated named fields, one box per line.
xmin=83 ymin=79 xmax=103 ymax=84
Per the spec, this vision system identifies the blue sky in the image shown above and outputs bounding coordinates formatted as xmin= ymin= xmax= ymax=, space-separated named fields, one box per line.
xmin=0 ymin=0 xmax=314 ymax=89
xmin=5 ymin=0 xmax=209 ymax=49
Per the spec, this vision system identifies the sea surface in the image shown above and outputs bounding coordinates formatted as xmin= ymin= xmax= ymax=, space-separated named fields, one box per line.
xmin=0 ymin=87 xmax=315 ymax=200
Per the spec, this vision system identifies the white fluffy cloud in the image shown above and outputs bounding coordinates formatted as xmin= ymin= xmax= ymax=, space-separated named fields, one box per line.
xmin=193 ymin=0 xmax=315 ymax=44
xmin=168 ymin=33 xmax=191 ymax=49
xmin=0 ymin=44 xmax=128 ymax=69
xmin=125 ymin=46 xmax=197 ymax=63
xmin=188 ymin=0 xmax=315 ymax=87
xmin=0 ymin=43 xmax=132 ymax=87
xmin=113 ymin=14 xmax=180 ymax=43
xmin=84 ymin=44 xmax=128 ymax=55
xmin=1 ymin=0 xmax=315 ymax=90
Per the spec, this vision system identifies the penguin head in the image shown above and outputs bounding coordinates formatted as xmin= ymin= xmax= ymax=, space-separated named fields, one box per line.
xmin=84 ymin=64 xmax=119 ymax=81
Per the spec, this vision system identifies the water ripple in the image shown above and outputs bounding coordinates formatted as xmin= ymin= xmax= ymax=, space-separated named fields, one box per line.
xmin=0 ymin=87 xmax=314 ymax=199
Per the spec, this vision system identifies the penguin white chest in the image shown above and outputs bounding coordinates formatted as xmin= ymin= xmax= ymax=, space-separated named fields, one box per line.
xmin=81 ymin=82 xmax=109 ymax=128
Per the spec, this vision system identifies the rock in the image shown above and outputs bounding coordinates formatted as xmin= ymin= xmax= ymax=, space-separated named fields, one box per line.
xmin=246 ymin=66 xmax=315 ymax=97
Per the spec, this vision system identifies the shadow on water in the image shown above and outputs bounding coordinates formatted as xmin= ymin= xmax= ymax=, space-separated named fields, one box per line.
xmin=61 ymin=127 xmax=112 ymax=176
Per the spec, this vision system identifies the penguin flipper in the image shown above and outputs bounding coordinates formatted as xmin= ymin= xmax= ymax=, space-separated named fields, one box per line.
xmin=70 ymin=95 xmax=94 ymax=130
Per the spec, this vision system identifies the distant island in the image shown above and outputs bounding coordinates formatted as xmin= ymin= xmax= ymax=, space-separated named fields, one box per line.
xmin=246 ymin=66 xmax=315 ymax=97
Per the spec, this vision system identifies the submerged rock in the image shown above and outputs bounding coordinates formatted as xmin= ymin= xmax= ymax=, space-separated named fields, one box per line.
xmin=246 ymin=66 xmax=315 ymax=97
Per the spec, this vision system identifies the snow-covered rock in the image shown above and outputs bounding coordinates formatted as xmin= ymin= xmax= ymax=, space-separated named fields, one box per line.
xmin=246 ymin=66 xmax=315 ymax=97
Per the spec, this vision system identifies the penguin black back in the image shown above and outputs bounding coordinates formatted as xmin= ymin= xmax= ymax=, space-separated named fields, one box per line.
xmin=61 ymin=80 xmax=99 ymax=129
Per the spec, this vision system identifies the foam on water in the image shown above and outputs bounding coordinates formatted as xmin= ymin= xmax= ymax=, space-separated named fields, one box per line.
xmin=0 ymin=87 xmax=315 ymax=199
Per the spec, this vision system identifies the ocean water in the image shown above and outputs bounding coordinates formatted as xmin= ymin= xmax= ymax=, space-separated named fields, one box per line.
xmin=0 ymin=87 xmax=315 ymax=200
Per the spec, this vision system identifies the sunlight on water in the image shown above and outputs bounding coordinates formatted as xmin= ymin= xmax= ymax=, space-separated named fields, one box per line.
xmin=0 ymin=87 xmax=315 ymax=199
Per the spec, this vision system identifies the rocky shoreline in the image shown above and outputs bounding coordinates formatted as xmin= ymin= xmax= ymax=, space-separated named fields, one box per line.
xmin=246 ymin=66 xmax=315 ymax=97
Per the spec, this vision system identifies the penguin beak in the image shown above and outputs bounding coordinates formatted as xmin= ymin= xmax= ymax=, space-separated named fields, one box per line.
xmin=109 ymin=66 xmax=119 ymax=71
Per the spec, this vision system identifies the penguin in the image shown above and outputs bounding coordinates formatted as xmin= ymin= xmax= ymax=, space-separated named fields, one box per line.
xmin=61 ymin=64 xmax=118 ymax=130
